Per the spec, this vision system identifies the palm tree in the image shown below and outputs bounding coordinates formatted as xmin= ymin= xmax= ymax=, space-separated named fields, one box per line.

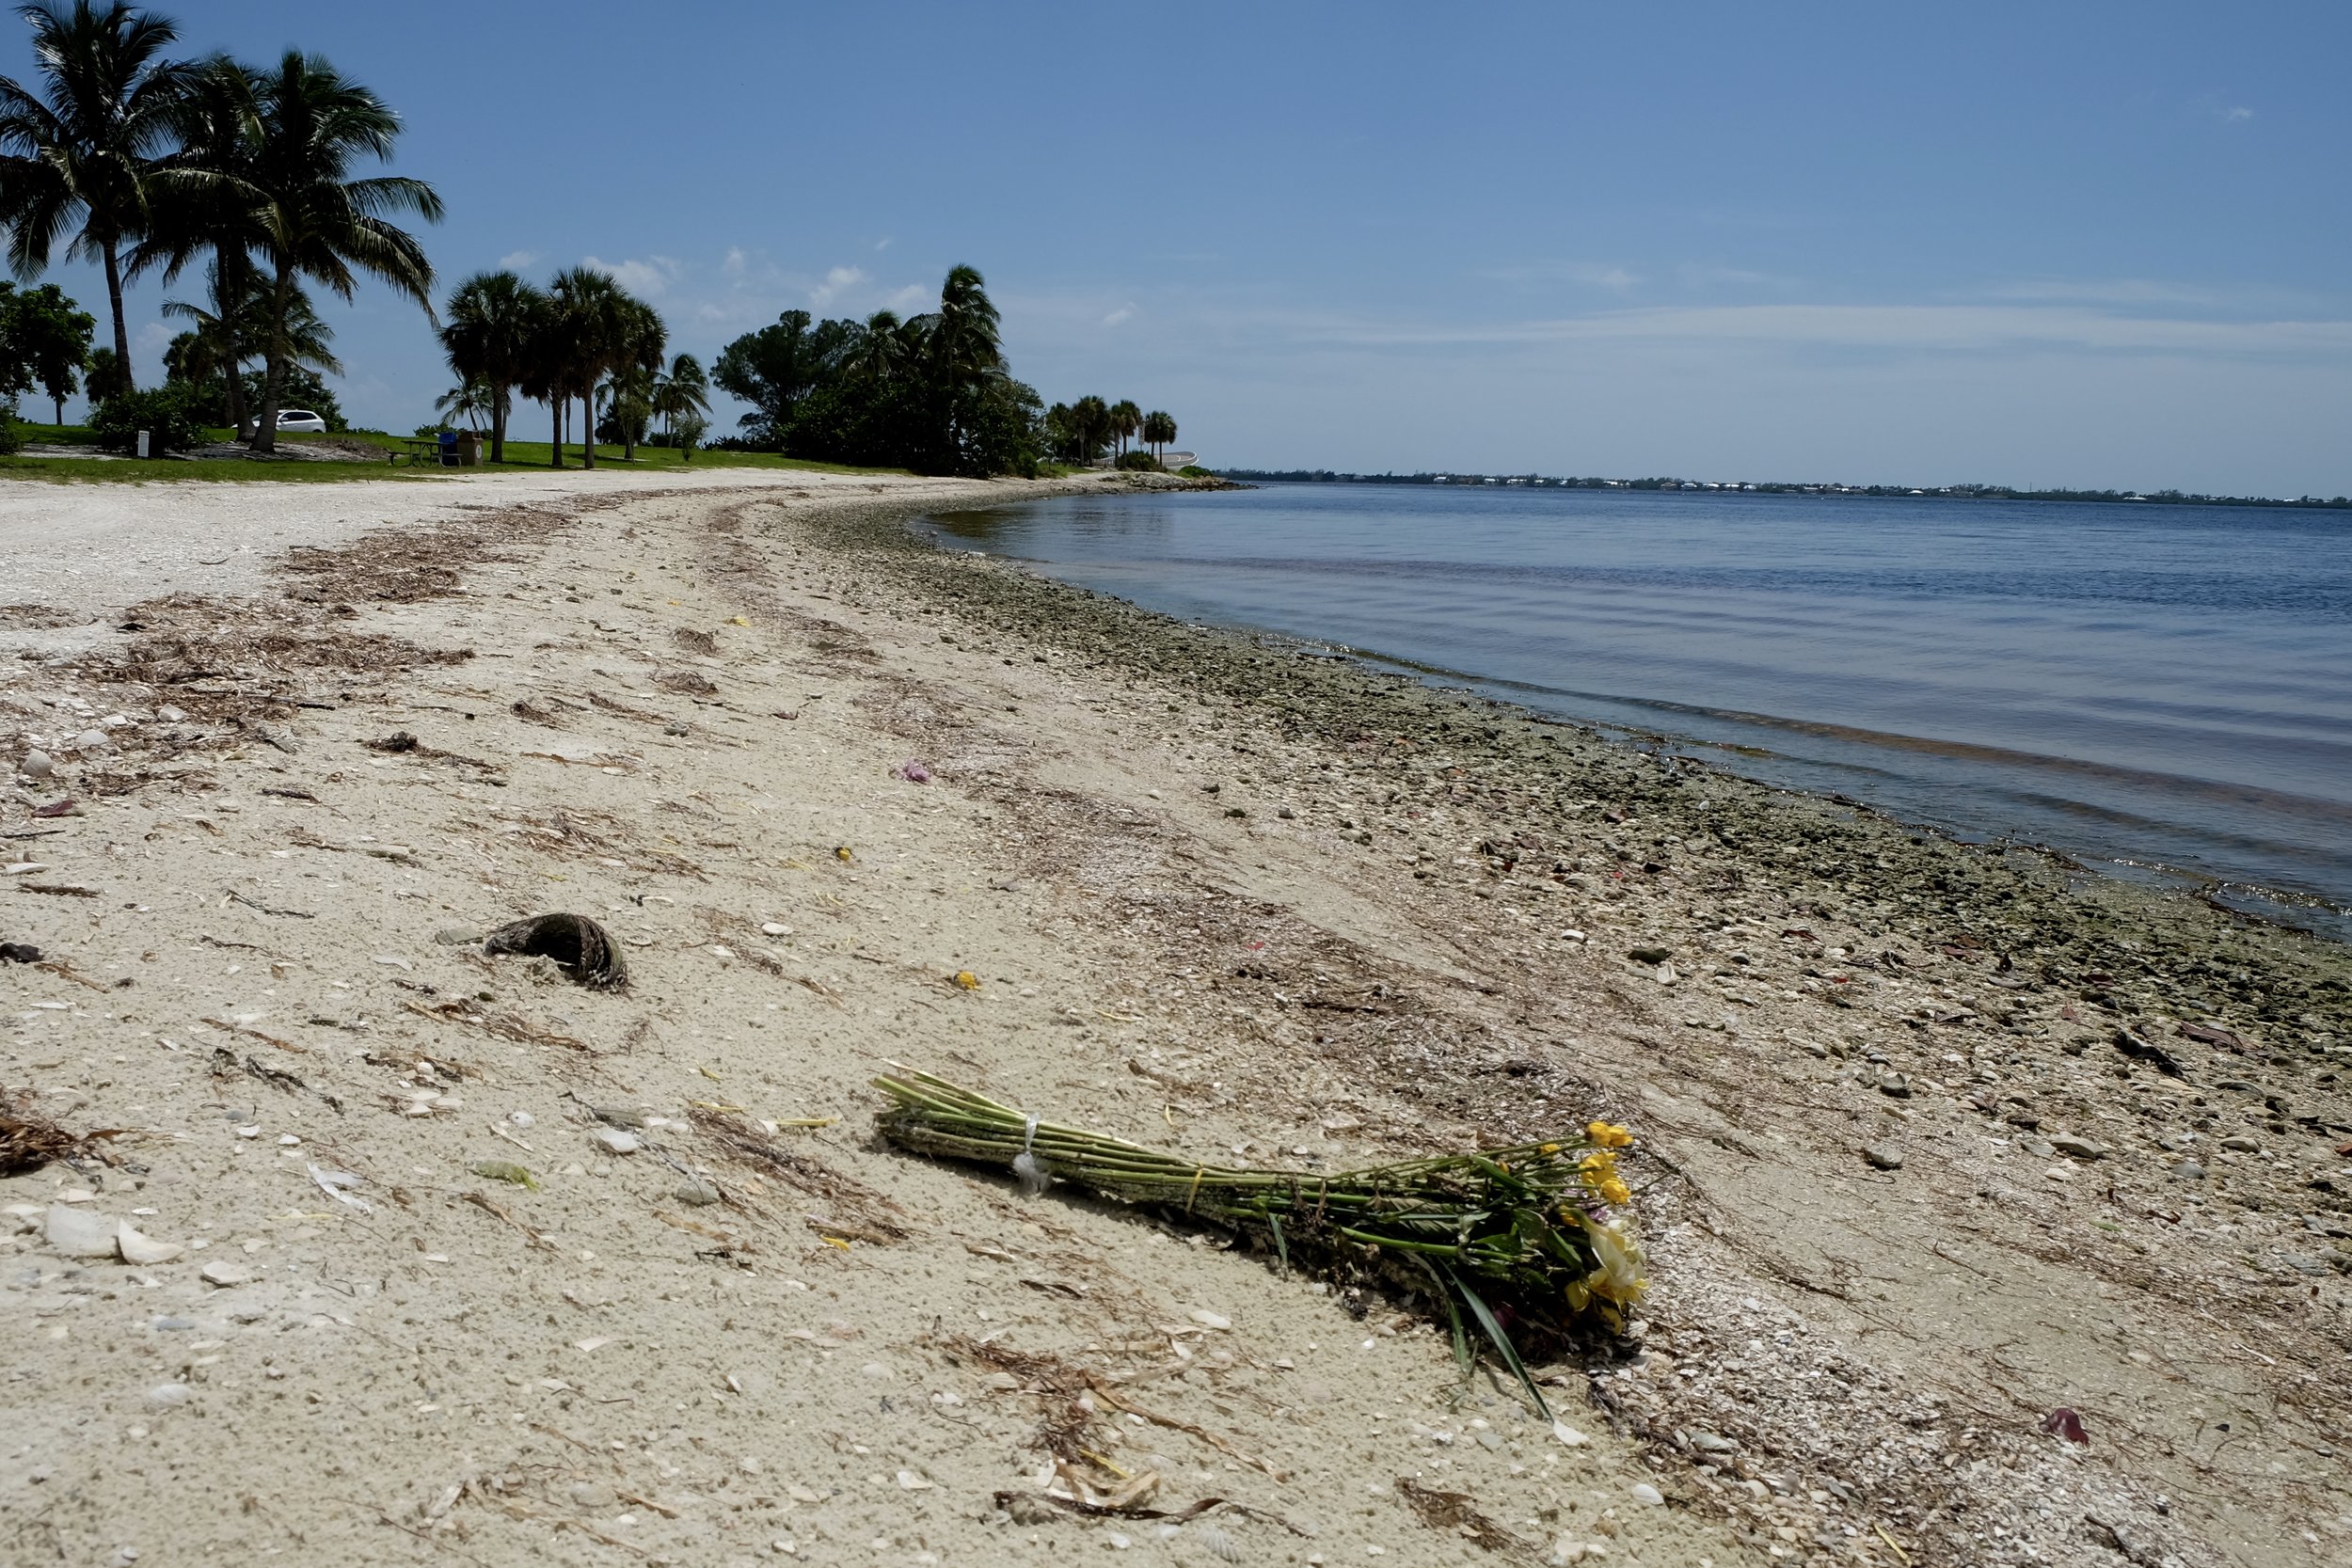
xmin=439 ymin=269 xmax=541 ymax=462
xmin=1140 ymin=408 xmax=1176 ymax=463
xmin=608 ymin=293 xmax=662 ymax=460
xmin=129 ymin=55 xmax=262 ymax=430
xmin=242 ymin=50 xmax=440 ymax=451
xmin=434 ymin=377 xmax=492 ymax=433
xmin=650 ymin=350 xmax=707 ymax=440
xmin=546 ymin=264 xmax=623 ymax=468
xmin=161 ymin=261 xmax=336 ymax=429
xmin=1071 ymin=393 xmax=1108 ymax=464
xmin=0 ymin=2 xmax=193 ymax=390
xmin=1108 ymin=398 xmax=1141 ymax=458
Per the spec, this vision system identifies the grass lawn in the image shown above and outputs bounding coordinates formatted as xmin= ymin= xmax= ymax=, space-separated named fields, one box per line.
xmin=0 ymin=423 xmax=904 ymax=483
xmin=478 ymin=436 xmax=901 ymax=476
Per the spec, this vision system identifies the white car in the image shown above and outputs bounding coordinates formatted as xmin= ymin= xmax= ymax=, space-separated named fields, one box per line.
xmin=275 ymin=409 xmax=327 ymax=434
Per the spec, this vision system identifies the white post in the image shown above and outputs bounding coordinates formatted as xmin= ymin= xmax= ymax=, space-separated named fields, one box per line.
xmin=135 ymin=430 xmax=151 ymax=459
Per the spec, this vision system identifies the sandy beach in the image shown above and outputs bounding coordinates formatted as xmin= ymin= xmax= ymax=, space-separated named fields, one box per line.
xmin=4 ymin=472 xmax=2347 ymax=1568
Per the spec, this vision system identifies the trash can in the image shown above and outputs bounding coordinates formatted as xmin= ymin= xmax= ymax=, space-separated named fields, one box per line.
xmin=437 ymin=430 xmax=459 ymax=467
xmin=454 ymin=430 xmax=482 ymax=467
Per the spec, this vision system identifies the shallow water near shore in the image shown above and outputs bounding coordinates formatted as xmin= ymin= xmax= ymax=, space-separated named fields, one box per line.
xmin=922 ymin=483 xmax=2352 ymax=938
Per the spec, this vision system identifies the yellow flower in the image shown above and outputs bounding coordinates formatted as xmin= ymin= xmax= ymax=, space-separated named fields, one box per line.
xmin=1538 ymin=1142 xmax=1562 ymax=1156
xmin=1597 ymin=1177 xmax=1632 ymax=1206
xmin=1586 ymin=1120 xmax=1634 ymax=1149
xmin=953 ymin=970 xmax=981 ymax=990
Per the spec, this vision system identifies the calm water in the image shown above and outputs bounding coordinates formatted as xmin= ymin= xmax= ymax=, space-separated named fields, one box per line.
xmin=919 ymin=484 xmax=2352 ymax=938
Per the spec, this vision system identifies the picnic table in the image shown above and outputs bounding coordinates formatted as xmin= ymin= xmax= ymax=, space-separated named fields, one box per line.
xmin=397 ymin=435 xmax=454 ymax=467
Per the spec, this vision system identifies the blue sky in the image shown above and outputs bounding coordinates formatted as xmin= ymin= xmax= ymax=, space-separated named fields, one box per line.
xmin=12 ymin=1 xmax=2349 ymax=492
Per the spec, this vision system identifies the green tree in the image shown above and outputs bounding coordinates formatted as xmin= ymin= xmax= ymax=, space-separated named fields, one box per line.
xmin=606 ymin=292 xmax=662 ymax=460
xmin=434 ymin=376 xmax=491 ymax=432
xmin=545 ymin=264 xmax=624 ymax=467
xmin=650 ymin=350 xmax=707 ymax=440
xmin=161 ymin=263 xmax=335 ymax=431
xmin=1139 ymin=408 xmax=1175 ymax=463
xmin=7 ymin=278 xmax=89 ymax=421
xmin=241 ymin=49 xmax=439 ymax=451
xmin=130 ymin=55 xmax=265 ymax=435
xmin=439 ymin=268 xmax=542 ymax=462
xmin=80 ymin=338 xmax=116 ymax=398
xmin=1108 ymin=398 xmax=1140 ymax=457
xmin=1070 ymin=394 xmax=1109 ymax=463
xmin=711 ymin=308 xmax=823 ymax=447
xmin=0 ymin=1 xmax=191 ymax=391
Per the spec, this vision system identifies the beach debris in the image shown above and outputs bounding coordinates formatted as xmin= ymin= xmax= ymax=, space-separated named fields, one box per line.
xmin=672 ymin=627 xmax=719 ymax=656
xmin=44 ymin=1201 xmax=119 ymax=1259
xmin=656 ymin=669 xmax=718 ymax=695
xmin=592 ymin=1128 xmax=643 ymax=1156
xmin=894 ymin=759 xmax=932 ymax=784
xmin=308 ymin=1164 xmax=373 ymax=1214
xmin=116 ymin=1222 xmax=183 ymax=1265
xmin=2179 ymin=1020 xmax=2249 ymax=1053
xmin=2112 ymin=1029 xmax=2186 ymax=1079
xmin=1396 ymin=1477 xmax=1534 ymax=1555
xmin=1863 ymin=1144 xmax=1904 ymax=1171
xmin=481 ymin=912 xmax=628 ymax=990
xmin=1628 ymin=945 xmax=1672 ymax=964
xmin=0 ymin=940 xmax=40 ymax=963
xmin=470 ymin=1160 xmax=540 ymax=1190
xmin=2042 ymin=1406 xmax=2090 ymax=1445
xmin=878 ymin=1069 xmax=1648 ymax=1422
xmin=4 ymin=1093 xmax=109 ymax=1174
xmin=953 ymin=970 xmax=981 ymax=990
xmin=199 ymin=1261 xmax=252 ymax=1288
xmin=32 ymin=798 xmax=77 ymax=817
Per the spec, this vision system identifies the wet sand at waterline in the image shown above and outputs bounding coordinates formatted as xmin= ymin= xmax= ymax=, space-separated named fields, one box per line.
xmin=1 ymin=470 xmax=2346 ymax=1566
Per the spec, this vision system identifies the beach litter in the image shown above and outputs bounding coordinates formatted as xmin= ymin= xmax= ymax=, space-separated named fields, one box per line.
xmin=875 ymin=1069 xmax=1647 ymax=1425
xmin=481 ymin=912 xmax=628 ymax=990
xmin=894 ymin=759 xmax=932 ymax=784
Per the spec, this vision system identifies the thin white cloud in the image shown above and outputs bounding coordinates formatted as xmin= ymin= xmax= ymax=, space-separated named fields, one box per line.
xmin=499 ymin=249 xmax=539 ymax=270
xmin=583 ymin=254 xmax=682 ymax=297
xmin=1482 ymin=261 xmax=1641 ymax=290
xmin=875 ymin=236 xmax=892 ymax=251
xmin=2223 ymin=105 xmax=2253 ymax=122
xmin=722 ymin=246 xmax=749 ymax=277
xmin=809 ymin=265 xmax=866 ymax=307
xmin=1102 ymin=304 xmax=1136 ymax=327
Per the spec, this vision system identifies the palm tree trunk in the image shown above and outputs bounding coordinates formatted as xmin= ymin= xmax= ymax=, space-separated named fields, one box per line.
xmin=51 ymin=393 xmax=62 ymax=425
xmin=249 ymin=268 xmax=296 ymax=453
xmin=580 ymin=388 xmax=596 ymax=469
xmin=101 ymin=243 xmax=133 ymax=393
xmin=489 ymin=386 xmax=505 ymax=464
xmin=219 ymin=253 xmax=249 ymax=438
xmin=549 ymin=397 xmax=563 ymax=467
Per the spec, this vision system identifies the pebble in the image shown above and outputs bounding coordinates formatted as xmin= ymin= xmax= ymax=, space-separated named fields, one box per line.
xmin=1687 ymin=1430 xmax=1740 ymax=1454
xmin=1862 ymin=1144 xmax=1903 ymax=1171
xmin=2170 ymin=1160 xmax=2208 ymax=1180
xmin=760 ymin=922 xmax=792 ymax=936
xmin=2220 ymin=1135 xmax=2261 ymax=1153
xmin=156 ymin=705 xmax=185 ymax=723
xmin=20 ymin=749 xmax=53 ymax=779
xmin=1629 ymin=945 xmax=1672 ymax=964
xmin=199 ymin=1261 xmax=252 ymax=1288
xmin=72 ymin=727 xmax=110 ymax=752
xmin=432 ymin=927 xmax=483 ymax=946
xmin=592 ymin=1128 xmax=643 ymax=1156
xmin=145 ymin=1383 xmax=191 ymax=1407
xmin=674 ymin=1179 xmax=721 ymax=1206
xmin=44 ymin=1202 xmax=119 ymax=1259
xmin=1188 ymin=1309 xmax=1232 ymax=1330
xmin=570 ymin=1481 xmax=617 ymax=1509
xmin=2049 ymin=1134 xmax=2106 ymax=1161
xmin=116 ymin=1224 xmax=183 ymax=1265
xmin=1629 ymin=1481 xmax=1664 ymax=1506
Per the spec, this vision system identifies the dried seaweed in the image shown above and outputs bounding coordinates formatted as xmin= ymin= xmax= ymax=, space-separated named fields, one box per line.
xmin=688 ymin=1105 xmax=908 ymax=1241
xmin=1 ymin=1092 xmax=121 ymax=1175
xmin=1394 ymin=1478 xmax=1536 ymax=1558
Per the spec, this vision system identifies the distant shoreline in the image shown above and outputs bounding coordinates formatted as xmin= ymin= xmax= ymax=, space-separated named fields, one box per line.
xmin=1223 ymin=469 xmax=2352 ymax=510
